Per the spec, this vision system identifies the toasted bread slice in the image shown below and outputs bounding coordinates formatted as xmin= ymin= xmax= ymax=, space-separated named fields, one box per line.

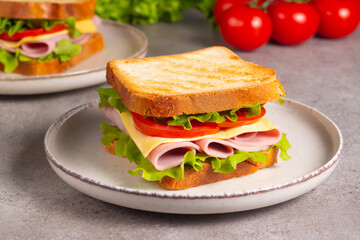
xmin=104 ymin=142 xmax=278 ymax=190
xmin=0 ymin=32 xmax=104 ymax=75
xmin=106 ymin=46 xmax=285 ymax=117
xmin=0 ymin=0 xmax=96 ymax=20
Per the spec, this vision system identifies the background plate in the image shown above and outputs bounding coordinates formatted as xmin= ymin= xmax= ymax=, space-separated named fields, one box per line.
xmin=0 ymin=19 xmax=147 ymax=95
xmin=44 ymin=99 xmax=343 ymax=214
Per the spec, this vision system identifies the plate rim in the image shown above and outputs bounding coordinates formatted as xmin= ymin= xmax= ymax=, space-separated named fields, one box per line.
xmin=0 ymin=19 xmax=148 ymax=82
xmin=44 ymin=98 xmax=343 ymax=200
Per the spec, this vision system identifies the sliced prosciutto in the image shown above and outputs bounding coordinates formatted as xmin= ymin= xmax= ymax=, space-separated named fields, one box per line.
xmin=147 ymin=142 xmax=200 ymax=171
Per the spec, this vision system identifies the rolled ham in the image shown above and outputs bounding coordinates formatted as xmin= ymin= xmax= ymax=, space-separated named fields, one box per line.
xmin=20 ymin=34 xmax=70 ymax=58
xmin=194 ymin=139 xmax=234 ymax=159
xmin=100 ymin=105 xmax=129 ymax=135
xmin=147 ymin=142 xmax=200 ymax=171
xmin=226 ymin=128 xmax=282 ymax=152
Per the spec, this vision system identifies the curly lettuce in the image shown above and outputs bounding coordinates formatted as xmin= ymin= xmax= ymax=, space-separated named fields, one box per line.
xmin=95 ymin=0 xmax=216 ymax=25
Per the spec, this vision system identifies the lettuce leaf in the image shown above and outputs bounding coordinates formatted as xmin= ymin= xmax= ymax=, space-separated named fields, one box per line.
xmin=95 ymin=0 xmax=216 ymax=25
xmin=0 ymin=48 xmax=19 ymax=72
xmin=274 ymin=133 xmax=291 ymax=160
xmin=96 ymin=88 xmax=130 ymax=113
xmin=167 ymin=102 xmax=263 ymax=130
xmin=54 ymin=39 xmax=82 ymax=62
xmin=99 ymin=122 xmax=291 ymax=181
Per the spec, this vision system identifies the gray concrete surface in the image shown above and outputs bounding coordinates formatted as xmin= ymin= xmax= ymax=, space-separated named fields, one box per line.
xmin=0 ymin=10 xmax=359 ymax=239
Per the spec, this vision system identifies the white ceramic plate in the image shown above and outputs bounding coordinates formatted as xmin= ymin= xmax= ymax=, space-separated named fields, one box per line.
xmin=44 ymin=99 xmax=343 ymax=214
xmin=0 ymin=19 xmax=147 ymax=95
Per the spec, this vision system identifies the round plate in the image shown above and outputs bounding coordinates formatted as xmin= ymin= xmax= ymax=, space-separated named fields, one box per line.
xmin=0 ymin=19 xmax=147 ymax=95
xmin=44 ymin=99 xmax=343 ymax=214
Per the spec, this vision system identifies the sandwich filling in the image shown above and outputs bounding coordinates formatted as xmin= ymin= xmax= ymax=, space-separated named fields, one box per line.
xmin=0 ymin=16 xmax=100 ymax=72
xmin=97 ymin=88 xmax=291 ymax=181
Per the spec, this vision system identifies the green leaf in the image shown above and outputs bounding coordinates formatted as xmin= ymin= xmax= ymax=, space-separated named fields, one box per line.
xmin=0 ymin=48 xmax=19 ymax=72
xmin=96 ymin=88 xmax=131 ymax=113
xmin=278 ymin=98 xmax=285 ymax=105
xmin=54 ymin=39 xmax=82 ymax=62
xmin=41 ymin=20 xmax=64 ymax=31
xmin=167 ymin=103 xmax=263 ymax=130
xmin=95 ymin=0 xmax=214 ymax=25
xmin=8 ymin=20 xmax=25 ymax=36
xmin=65 ymin=17 xmax=82 ymax=38
xmin=274 ymin=133 xmax=291 ymax=160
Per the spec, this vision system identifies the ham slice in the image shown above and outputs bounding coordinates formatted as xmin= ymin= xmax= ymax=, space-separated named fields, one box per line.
xmin=100 ymin=106 xmax=129 ymax=135
xmin=193 ymin=129 xmax=281 ymax=158
xmin=20 ymin=34 xmax=70 ymax=58
xmin=226 ymin=129 xmax=282 ymax=152
xmin=147 ymin=142 xmax=200 ymax=171
xmin=194 ymin=139 xmax=234 ymax=159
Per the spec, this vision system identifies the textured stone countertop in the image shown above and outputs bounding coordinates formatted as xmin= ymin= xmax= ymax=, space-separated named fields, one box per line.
xmin=0 ymin=10 xmax=359 ymax=240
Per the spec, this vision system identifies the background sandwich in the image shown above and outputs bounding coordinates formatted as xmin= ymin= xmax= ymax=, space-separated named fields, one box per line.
xmin=0 ymin=0 xmax=104 ymax=75
xmin=97 ymin=46 xmax=291 ymax=190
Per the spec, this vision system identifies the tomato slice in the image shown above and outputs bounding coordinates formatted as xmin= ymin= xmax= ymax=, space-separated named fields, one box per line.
xmin=131 ymin=112 xmax=220 ymax=138
xmin=217 ymin=107 xmax=266 ymax=128
xmin=0 ymin=24 xmax=66 ymax=41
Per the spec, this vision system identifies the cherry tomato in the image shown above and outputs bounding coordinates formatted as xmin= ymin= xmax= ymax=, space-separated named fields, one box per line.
xmin=311 ymin=0 xmax=360 ymax=39
xmin=267 ymin=0 xmax=319 ymax=45
xmin=131 ymin=112 xmax=220 ymax=138
xmin=217 ymin=107 xmax=266 ymax=128
xmin=0 ymin=24 xmax=66 ymax=41
xmin=219 ymin=5 xmax=272 ymax=50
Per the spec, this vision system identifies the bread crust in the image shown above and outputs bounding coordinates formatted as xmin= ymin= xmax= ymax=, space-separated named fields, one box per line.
xmin=0 ymin=0 xmax=96 ymax=20
xmin=104 ymin=143 xmax=279 ymax=190
xmin=159 ymin=147 xmax=278 ymax=190
xmin=0 ymin=32 xmax=104 ymax=75
xmin=106 ymin=46 xmax=286 ymax=117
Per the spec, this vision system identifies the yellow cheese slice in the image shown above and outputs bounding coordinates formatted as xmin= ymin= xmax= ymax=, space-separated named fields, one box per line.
xmin=119 ymin=111 xmax=276 ymax=158
xmin=0 ymin=19 xmax=97 ymax=49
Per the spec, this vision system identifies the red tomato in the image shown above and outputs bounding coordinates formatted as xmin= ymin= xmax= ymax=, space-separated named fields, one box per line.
xmin=311 ymin=0 xmax=360 ymax=38
xmin=0 ymin=24 xmax=66 ymax=41
xmin=267 ymin=0 xmax=319 ymax=45
xmin=214 ymin=0 xmax=266 ymax=24
xmin=214 ymin=0 xmax=247 ymax=23
xmin=131 ymin=112 xmax=220 ymax=138
xmin=219 ymin=5 xmax=272 ymax=50
xmin=217 ymin=107 xmax=266 ymax=128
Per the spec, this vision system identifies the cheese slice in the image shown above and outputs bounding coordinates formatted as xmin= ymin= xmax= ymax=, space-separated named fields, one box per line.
xmin=0 ymin=19 xmax=97 ymax=49
xmin=119 ymin=111 xmax=276 ymax=157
